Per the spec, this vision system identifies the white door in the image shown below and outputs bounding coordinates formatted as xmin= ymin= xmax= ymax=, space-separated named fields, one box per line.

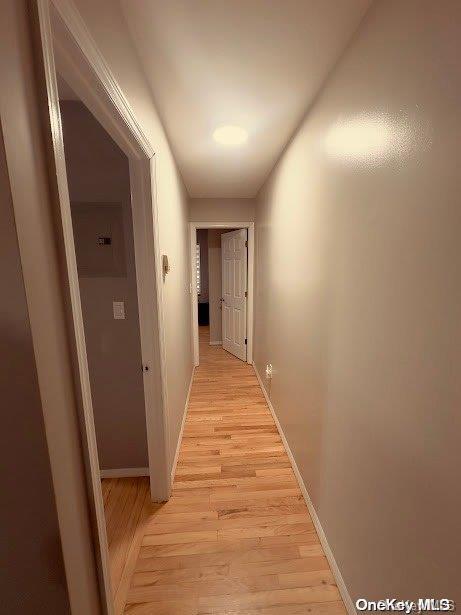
xmin=221 ymin=228 xmax=247 ymax=361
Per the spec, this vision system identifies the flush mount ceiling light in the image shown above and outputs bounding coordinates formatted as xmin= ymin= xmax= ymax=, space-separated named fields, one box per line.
xmin=213 ymin=125 xmax=248 ymax=146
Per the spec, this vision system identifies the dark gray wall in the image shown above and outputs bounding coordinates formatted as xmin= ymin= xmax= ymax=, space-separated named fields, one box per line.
xmin=0 ymin=125 xmax=70 ymax=613
xmin=60 ymin=101 xmax=148 ymax=470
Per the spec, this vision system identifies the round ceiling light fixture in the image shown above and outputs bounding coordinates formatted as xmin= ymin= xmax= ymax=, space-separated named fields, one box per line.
xmin=213 ymin=125 xmax=248 ymax=146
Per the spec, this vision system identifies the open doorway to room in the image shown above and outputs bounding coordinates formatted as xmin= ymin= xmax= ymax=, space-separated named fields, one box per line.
xmin=58 ymin=77 xmax=149 ymax=480
xmin=191 ymin=223 xmax=255 ymax=366
xmin=57 ymin=75 xmax=154 ymax=612
xmin=196 ymin=229 xmax=211 ymax=330
xmin=35 ymin=3 xmax=170 ymax=612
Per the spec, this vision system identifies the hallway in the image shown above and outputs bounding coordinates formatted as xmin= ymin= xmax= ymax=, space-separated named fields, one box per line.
xmin=104 ymin=327 xmax=344 ymax=614
xmin=5 ymin=1 xmax=460 ymax=611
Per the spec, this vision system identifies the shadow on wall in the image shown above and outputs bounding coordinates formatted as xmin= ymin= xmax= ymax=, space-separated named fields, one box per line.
xmin=1 ymin=127 xmax=70 ymax=612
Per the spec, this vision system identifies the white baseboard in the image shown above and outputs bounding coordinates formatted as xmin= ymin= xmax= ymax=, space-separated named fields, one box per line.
xmin=253 ymin=365 xmax=356 ymax=615
xmin=170 ymin=366 xmax=195 ymax=484
xmin=209 ymin=340 xmax=222 ymax=346
xmin=100 ymin=467 xmax=149 ymax=478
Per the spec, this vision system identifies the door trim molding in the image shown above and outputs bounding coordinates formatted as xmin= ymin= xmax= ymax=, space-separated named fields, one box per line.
xmin=48 ymin=0 xmax=171 ymax=502
xmin=34 ymin=1 xmax=170 ymax=612
xmin=189 ymin=222 xmax=254 ymax=366
xmin=51 ymin=0 xmax=154 ymax=158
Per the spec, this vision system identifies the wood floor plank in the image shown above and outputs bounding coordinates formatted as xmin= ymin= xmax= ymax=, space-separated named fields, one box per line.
xmin=197 ymin=585 xmax=341 ymax=613
xmin=102 ymin=327 xmax=344 ymax=615
xmin=113 ymin=487 xmax=152 ymax=614
xmin=229 ymin=555 xmax=330 ymax=577
xmin=194 ymin=601 xmax=346 ymax=615
xmin=102 ymin=477 xmax=150 ymax=613
xmin=124 ymin=597 xmax=198 ymax=615
xmin=135 ymin=544 xmax=305 ymax=572
xmin=127 ymin=574 xmax=281 ymax=602
xmin=143 ymin=513 xmax=311 ymax=535
xmin=142 ymin=530 xmax=218 ymax=547
xmin=278 ymin=569 xmax=335 ymax=589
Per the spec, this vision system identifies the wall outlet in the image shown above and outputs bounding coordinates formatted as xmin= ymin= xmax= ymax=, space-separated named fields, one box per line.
xmin=265 ymin=363 xmax=273 ymax=379
xmin=113 ymin=301 xmax=125 ymax=320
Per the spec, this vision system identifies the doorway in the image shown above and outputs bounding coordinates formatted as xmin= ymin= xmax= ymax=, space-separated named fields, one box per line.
xmin=58 ymin=81 xmax=149 ymax=476
xmin=58 ymin=81 xmax=155 ymax=609
xmin=190 ymin=222 xmax=255 ymax=366
xmin=35 ymin=2 xmax=170 ymax=612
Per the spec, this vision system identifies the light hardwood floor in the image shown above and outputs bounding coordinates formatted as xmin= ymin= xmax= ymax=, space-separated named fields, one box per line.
xmin=103 ymin=326 xmax=345 ymax=615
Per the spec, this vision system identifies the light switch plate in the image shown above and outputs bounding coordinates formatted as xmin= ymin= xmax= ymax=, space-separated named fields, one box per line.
xmin=113 ymin=301 xmax=125 ymax=320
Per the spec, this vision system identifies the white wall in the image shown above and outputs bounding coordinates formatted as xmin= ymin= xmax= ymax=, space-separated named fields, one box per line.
xmin=190 ymin=198 xmax=255 ymax=222
xmin=255 ymin=0 xmax=461 ymax=604
xmin=72 ymin=0 xmax=193 ymax=469
xmin=207 ymin=229 xmax=234 ymax=344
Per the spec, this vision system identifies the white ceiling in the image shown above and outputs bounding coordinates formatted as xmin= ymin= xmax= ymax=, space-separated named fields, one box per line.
xmin=120 ymin=0 xmax=371 ymax=198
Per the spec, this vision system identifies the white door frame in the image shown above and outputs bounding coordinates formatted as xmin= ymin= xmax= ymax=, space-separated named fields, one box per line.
xmin=190 ymin=222 xmax=254 ymax=366
xmin=34 ymin=1 xmax=170 ymax=612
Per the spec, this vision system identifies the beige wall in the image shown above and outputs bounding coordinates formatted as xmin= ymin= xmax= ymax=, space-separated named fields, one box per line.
xmin=255 ymin=0 xmax=461 ymax=603
xmin=190 ymin=198 xmax=255 ymax=222
xmin=72 ymin=0 xmax=193 ymax=468
xmin=61 ymin=101 xmax=148 ymax=470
